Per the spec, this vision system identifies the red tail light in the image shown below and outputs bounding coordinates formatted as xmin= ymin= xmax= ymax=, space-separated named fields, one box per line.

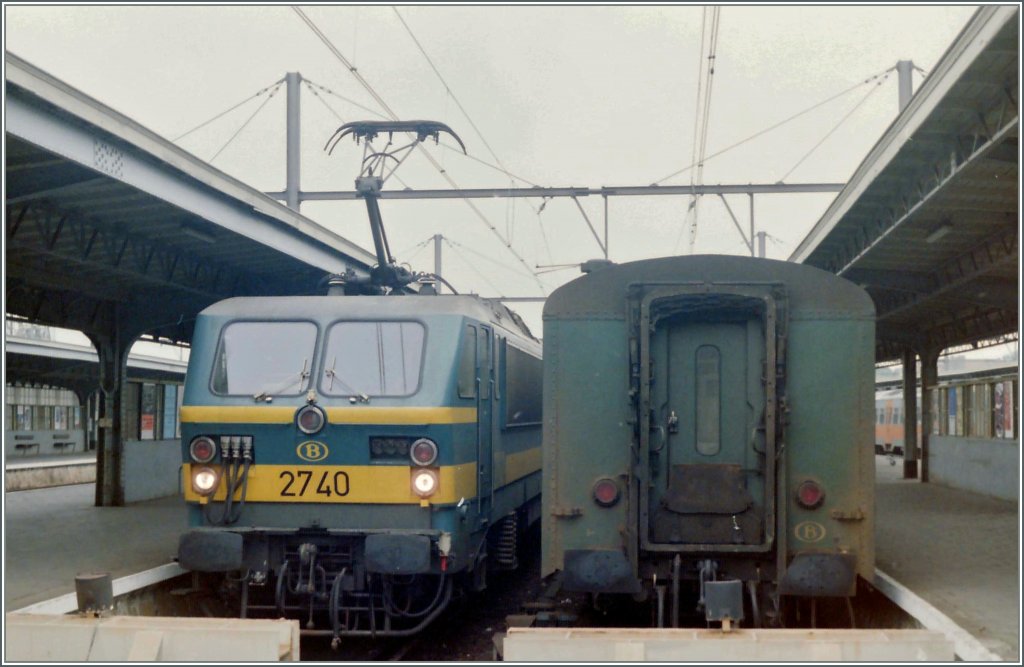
xmin=796 ymin=480 xmax=825 ymax=509
xmin=592 ymin=478 xmax=620 ymax=507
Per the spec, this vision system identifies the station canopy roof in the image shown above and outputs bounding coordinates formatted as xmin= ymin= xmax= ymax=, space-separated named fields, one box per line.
xmin=6 ymin=52 xmax=374 ymax=346
xmin=790 ymin=7 xmax=1019 ymax=363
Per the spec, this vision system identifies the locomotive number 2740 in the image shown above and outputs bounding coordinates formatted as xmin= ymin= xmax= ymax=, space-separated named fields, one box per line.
xmin=279 ymin=469 xmax=350 ymax=498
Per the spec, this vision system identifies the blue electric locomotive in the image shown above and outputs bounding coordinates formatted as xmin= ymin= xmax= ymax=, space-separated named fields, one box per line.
xmin=176 ymin=120 xmax=542 ymax=639
xmin=177 ymin=291 xmax=542 ymax=637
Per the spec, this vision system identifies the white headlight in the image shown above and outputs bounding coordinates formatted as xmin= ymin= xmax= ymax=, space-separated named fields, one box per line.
xmin=411 ymin=469 xmax=438 ymax=498
xmin=192 ymin=467 xmax=220 ymax=495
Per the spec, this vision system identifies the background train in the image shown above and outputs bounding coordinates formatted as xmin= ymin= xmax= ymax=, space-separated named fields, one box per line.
xmin=542 ymin=255 xmax=875 ymax=629
xmin=176 ymin=289 xmax=542 ymax=639
xmin=875 ymin=366 xmax=1017 ymax=455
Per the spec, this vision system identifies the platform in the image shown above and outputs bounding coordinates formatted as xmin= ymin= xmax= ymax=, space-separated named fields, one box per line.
xmin=4 ymin=483 xmax=184 ymax=610
xmin=2 ymin=461 xmax=1018 ymax=660
xmin=873 ymin=455 xmax=1019 ymax=661
xmin=5 ymin=452 xmax=97 ymax=492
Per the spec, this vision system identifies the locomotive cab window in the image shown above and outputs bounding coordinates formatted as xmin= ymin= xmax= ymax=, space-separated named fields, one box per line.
xmin=695 ymin=345 xmax=721 ymax=456
xmin=458 ymin=325 xmax=476 ymax=399
xmin=211 ymin=321 xmax=317 ymax=396
xmin=321 ymin=321 xmax=425 ymax=397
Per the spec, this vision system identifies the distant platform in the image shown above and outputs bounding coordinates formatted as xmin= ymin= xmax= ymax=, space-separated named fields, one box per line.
xmin=5 ymin=453 xmax=97 ymax=491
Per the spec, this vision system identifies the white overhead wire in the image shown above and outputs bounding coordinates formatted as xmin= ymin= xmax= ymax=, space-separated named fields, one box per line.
xmin=292 ymin=6 xmax=545 ymax=292
xmin=680 ymin=6 xmax=721 ymax=254
xmin=208 ymin=81 xmax=285 ymax=163
xmin=654 ymin=66 xmax=896 ymax=186
xmin=391 ymin=8 xmax=554 ymax=267
xmin=777 ymin=70 xmax=892 ymax=182
xmin=172 ymin=78 xmax=284 ymax=143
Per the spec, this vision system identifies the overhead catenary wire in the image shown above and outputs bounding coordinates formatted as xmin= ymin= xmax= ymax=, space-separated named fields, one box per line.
xmin=653 ymin=66 xmax=896 ymax=185
xmin=776 ymin=70 xmax=892 ymax=182
xmin=683 ymin=6 xmax=722 ymax=253
xmin=292 ymin=6 xmax=545 ymax=293
xmin=443 ymin=238 xmax=506 ymax=297
xmin=445 ymin=236 xmax=541 ymax=282
xmin=303 ymin=80 xmax=414 ymax=191
xmin=303 ymin=78 xmax=389 ymax=120
xmin=392 ymin=8 xmax=522 ymax=185
xmin=209 ymin=81 xmax=285 ymax=164
xmin=172 ymin=77 xmax=284 ymax=143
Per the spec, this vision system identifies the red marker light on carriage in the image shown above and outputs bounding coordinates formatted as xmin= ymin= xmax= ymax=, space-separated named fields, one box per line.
xmin=592 ymin=478 xmax=620 ymax=507
xmin=796 ymin=480 xmax=825 ymax=509
xmin=410 ymin=438 xmax=439 ymax=467
xmin=189 ymin=436 xmax=217 ymax=463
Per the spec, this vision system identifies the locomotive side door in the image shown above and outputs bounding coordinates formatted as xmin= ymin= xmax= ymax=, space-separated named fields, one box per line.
xmin=632 ymin=284 xmax=783 ymax=555
xmin=476 ymin=325 xmax=494 ymax=522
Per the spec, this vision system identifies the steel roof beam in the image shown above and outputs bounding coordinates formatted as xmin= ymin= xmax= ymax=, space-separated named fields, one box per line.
xmin=844 ymin=268 xmax=936 ymax=294
xmin=829 ymin=112 xmax=1017 ymax=275
xmin=875 ymin=226 xmax=1017 ymax=321
xmin=6 ymin=53 xmax=375 ymax=274
xmin=7 ymin=202 xmax=261 ymax=300
xmin=270 ymin=182 xmax=845 ymax=202
xmin=791 ymin=5 xmax=1020 ymax=264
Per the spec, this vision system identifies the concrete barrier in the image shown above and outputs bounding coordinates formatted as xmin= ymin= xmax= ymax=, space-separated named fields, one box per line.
xmin=123 ymin=439 xmax=181 ymax=503
xmin=929 ymin=436 xmax=1018 ymax=501
xmin=5 ymin=614 xmax=300 ymax=661
xmin=5 ymin=460 xmax=96 ymax=491
xmin=501 ymin=627 xmax=954 ymax=662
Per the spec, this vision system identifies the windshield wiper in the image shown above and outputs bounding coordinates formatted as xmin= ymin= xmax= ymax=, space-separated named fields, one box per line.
xmin=324 ymin=356 xmax=369 ymax=403
xmin=253 ymin=358 xmax=310 ymax=403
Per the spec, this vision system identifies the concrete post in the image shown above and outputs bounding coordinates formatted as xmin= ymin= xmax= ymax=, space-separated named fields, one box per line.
xmin=756 ymin=231 xmax=767 ymax=258
xmin=285 ymin=72 xmax=302 ymax=211
xmin=919 ymin=348 xmax=940 ymax=483
xmin=902 ymin=347 xmax=918 ymax=479
xmin=896 ymin=60 xmax=914 ymax=112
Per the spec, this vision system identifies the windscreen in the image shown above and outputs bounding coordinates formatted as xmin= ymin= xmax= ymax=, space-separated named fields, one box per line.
xmin=320 ymin=321 xmax=425 ymax=397
xmin=211 ymin=321 xmax=317 ymax=396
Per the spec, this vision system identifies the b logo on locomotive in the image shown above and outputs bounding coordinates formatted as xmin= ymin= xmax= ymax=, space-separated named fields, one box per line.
xmin=296 ymin=441 xmax=329 ymax=462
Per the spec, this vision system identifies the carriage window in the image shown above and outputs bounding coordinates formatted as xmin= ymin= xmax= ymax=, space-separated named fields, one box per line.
xmin=321 ymin=322 xmax=424 ymax=397
xmin=458 ymin=325 xmax=477 ymax=399
xmin=505 ymin=343 xmax=542 ymax=426
xmin=695 ymin=345 xmax=721 ymax=456
xmin=212 ymin=321 xmax=317 ymax=396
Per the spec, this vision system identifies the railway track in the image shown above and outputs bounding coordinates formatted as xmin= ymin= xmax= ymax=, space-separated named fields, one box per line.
xmin=8 ymin=533 xmax=1000 ymax=661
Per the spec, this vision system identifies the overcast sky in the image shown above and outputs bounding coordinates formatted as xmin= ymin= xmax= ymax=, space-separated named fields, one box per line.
xmin=5 ymin=4 xmax=982 ymax=334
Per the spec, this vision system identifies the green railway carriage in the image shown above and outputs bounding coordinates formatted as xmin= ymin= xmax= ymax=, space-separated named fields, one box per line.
xmin=177 ymin=293 xmax=542 ymax=638
xmin=542 ymin=255 xmax=875 ymax=627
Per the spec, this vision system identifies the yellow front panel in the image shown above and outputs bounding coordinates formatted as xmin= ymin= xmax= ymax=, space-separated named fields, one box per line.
xmin=183 ymin=463 xmax=477 ymax=505
xmin=181 ymin=405 xmax=477 ymax=425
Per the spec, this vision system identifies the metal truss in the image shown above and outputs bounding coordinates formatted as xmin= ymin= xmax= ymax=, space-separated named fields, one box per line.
xmin=5 ymin=201 xmax=267 ymax=300
xmin=826 ymin=82 xmax=1019 ymax=275
xmin=867 ymin=226 xmax=1018 ymax=320
xmin=876 ymin=305 xmax=1018 ymax=362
